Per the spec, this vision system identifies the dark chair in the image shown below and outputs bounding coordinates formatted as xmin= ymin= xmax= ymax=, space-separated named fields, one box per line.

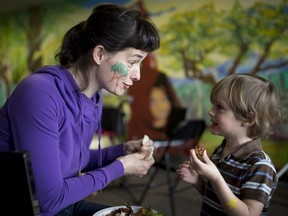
xmin=101 ymin=106 xmax=126 ymax=144
xmin=0 ymin=151 xmax=40 ymax=215
xmin=136 ymin=119 xmax=206 ymax=216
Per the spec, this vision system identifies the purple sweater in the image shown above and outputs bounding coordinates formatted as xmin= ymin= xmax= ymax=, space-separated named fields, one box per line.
xmin=0 ymin=65 xmax=125 ymax=215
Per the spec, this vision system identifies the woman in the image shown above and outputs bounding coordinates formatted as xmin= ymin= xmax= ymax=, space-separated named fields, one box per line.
xmin=0 ymin=4 xmax=160 ymax=216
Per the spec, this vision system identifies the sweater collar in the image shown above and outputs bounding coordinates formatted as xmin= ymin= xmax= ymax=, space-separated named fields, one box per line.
xmin=56 ymin=65 xmax=102 ymax=108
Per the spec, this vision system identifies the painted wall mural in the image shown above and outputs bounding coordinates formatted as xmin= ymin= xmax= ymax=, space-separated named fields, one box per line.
xmin=0 ymin=0 xmax=287 ymax=143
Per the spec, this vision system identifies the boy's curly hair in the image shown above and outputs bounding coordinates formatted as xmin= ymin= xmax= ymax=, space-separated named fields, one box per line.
xmin=210 ymin=73 xmax=281 ymax=138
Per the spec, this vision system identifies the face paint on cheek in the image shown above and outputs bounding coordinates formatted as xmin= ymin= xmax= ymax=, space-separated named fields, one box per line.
xmin=109 ymin=62 xmax=128 ymax=87
xmin=111 ymin=62 xmax=128 ymax=77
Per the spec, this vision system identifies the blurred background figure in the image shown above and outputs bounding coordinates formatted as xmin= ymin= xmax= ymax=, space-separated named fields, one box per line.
xmin=127 ymin=53 xmax=182 ymax=140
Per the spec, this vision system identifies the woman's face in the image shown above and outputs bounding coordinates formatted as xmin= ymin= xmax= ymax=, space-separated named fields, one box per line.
xmin=150 ymin=86 xmax=172 ymax=128
xmin=98 ymin=48 xmax=147 ymax=96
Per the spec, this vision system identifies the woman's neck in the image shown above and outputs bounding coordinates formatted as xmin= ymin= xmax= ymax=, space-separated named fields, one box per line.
xmin=68 ymin=66 xmax=98 ymax=99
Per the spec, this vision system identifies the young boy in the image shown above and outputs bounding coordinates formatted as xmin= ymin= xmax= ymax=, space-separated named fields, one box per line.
xmin=177 ymin=73 xmax=281 ymax=215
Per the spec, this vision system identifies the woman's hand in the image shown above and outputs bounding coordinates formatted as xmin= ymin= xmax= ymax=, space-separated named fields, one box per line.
xmin=117 ymin=151 xmax=155 ymax=176
xmin=123 ymin=138 xmax=153 ymax=155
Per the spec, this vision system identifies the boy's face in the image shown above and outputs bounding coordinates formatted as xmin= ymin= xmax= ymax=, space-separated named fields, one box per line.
xmin=208 ymin=92 xmax=248 ymax=140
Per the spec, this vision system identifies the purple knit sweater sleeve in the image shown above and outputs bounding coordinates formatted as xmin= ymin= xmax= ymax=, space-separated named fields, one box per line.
xmin=0 ymin=66 xmax=125 ymax=216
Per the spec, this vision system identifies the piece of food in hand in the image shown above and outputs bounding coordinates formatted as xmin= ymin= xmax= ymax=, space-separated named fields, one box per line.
xmin=142 ymin=134 xmax=149 ymax=145
xmin=142 ymin=134 xmax=154 ymax=160
xmin=144 ymin=146 xmax=154 ymax=160
xmin=195 ymin=145 xmax=205 ymax=158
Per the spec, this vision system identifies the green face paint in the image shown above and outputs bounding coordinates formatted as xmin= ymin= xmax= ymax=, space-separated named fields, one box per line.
xmin=111 ymin=62 xmax=128 ymax=77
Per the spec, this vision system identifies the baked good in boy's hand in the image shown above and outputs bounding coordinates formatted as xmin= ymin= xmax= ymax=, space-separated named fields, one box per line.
xmin=195 ymin=145 xmax=205 ymax=159
xmin=142 ymin=135 xmax=154 ymax=160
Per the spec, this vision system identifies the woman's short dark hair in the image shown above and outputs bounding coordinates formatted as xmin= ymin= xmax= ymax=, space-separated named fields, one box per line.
xmin=55 ymin=4 xmax=160 ymax=67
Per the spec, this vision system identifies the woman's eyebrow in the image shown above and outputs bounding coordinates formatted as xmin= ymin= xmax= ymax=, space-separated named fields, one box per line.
xmin=132 ymin=54 xmax=145 ymax=59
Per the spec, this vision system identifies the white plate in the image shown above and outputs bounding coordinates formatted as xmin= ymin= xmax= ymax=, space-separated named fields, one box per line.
xmin=93 ymin=205 xmax=157 ymax=216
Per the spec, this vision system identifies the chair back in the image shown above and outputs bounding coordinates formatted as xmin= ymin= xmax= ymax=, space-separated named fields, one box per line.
xmin=0 ymin=151 xmax=40 ymax=215
xmin=155 ymin=119 xmax=206 ymax=157
xmin=101 ymin=106 xmax=126 ymax=136
xmin=172 ymin=119 xmax=206 ymax=141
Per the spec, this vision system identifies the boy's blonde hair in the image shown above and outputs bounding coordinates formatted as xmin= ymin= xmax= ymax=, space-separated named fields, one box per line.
xmin=210 ymin=73 xmax=281 ymax=138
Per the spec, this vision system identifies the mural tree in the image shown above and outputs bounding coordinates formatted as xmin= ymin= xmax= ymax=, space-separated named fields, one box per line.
xmin=0 ymin=0 xmax=89 ymax=97
xmin=0 ymin=11 xmax=28 ymax=94
xmin=0 ymin=6 xmax=44 ymax=85
xmin=160 ymin=1 xmax=288 ymax=85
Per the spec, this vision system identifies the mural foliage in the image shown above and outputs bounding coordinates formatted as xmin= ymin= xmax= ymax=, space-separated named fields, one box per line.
xmin=0 ymin=0 xmax=287 ymax=140
xmin=158 ymin=0 xmax=288 ymax=139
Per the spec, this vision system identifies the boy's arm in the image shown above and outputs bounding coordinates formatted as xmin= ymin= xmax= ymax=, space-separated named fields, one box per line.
xmin=210 ymin=175 xmax=264 ymax=216
xmin=193 ymin=149 xmax=264 ymax=216
xmin=193 ymin=177 xmax=206 ymax=195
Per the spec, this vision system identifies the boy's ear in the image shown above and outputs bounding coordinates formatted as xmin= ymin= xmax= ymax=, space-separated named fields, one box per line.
xmin=242 ymin=112 xmax=256 ymax=127
xmin=93 ymin=45 xmax=105 ymax=65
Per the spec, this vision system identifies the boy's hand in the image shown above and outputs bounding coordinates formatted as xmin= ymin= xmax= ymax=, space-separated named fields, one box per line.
xmin=190 ymin=149 xmax=220 ymax=183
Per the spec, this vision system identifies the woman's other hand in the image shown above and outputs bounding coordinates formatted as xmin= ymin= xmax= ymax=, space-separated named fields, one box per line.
xmin=124 ymin=137 xmax=153 ymax=154
xmin=117 ymin=151 xmax=155 ymax=176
